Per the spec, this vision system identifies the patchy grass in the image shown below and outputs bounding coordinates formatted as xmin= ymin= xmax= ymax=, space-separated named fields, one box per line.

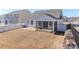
xmin=0 ymin=29 xmax=64 ymax=49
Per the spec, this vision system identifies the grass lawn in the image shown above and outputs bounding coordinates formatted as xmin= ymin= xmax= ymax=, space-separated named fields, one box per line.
xmin=0 ymin=28 xmax=64 ymax=49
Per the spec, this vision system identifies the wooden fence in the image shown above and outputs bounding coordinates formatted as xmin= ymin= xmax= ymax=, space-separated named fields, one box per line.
xmin=0 ymin=24 xmax=22 ymax=32
xmin=71 ymin=24 xmax=79 ymax=48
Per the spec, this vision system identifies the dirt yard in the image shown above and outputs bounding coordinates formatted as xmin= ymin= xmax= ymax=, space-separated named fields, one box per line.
xmin=0 ymin=29 xmax=64 ymax=49
xmin=63 ymin=30 xmax=78 ymax=49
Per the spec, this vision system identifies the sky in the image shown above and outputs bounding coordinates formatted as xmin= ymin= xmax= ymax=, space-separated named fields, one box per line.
xmin=63 ymin=9 xmax=79 ymax=17
xmin=0 ymin=9 xmax=15 ymax=15
xmin=0 ymin=9 xmax=79 ymax=17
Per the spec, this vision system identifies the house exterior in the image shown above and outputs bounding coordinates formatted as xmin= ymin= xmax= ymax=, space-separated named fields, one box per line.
xmin=66 ymin=17 xmax=73 ymax=22
xmin=64 ymin=17 xmax=79 ymax=22
xmin=0 ymin=10 xmax=33 ymax=25
xmin=0 ymin=10 xmax=33 ymax=32
xmin=0 ymin=15 xmax=7 ymax=25
xmin=25 ymin=9 xmax=66 ymax=33
xmin=0 ymin=9 xmax=67 ymax=33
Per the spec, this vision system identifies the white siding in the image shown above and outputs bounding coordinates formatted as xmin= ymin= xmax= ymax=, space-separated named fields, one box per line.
xmin=29 ymin=20 xmax=36 ymax=28
xmin=25 ymin=20 xmax=36 ymax=28
xmin=57 ymin=20 xmax=67 ymax=32
xmin=25 ymin=15 xmax=66 ymax=32
xmin=0 ymin=16 xmax=6 ymax=25
xmin=25 ymin=15 xmax=56 ymax=28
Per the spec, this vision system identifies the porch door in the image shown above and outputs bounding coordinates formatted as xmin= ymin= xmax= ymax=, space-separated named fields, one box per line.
xmin=54 ymin=21 xmax=57 ymax=32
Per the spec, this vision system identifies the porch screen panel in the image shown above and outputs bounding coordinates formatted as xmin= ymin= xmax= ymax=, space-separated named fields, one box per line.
xmin=36 ymin=21 xmax=42 ymax=29
xmin=48 ymin=21 xmax=53 ymax=29
xmin=43 ymin=21 xmax=48 ymax=29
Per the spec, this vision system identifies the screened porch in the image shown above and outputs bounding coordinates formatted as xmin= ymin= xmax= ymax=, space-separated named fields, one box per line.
xmin=36 ymin=21 xmax=57 ymax=33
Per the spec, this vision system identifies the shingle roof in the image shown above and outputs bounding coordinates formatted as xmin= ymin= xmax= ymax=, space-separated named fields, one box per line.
xmin=0 ymin=9 xmax=63 ymax=21
xmin=7 ymin=10 xmax=34 ymax=20
xmin=33 ymin=9 xmax=63 ymax=20
xmin=9 ymin=10 xmax=30 ymax=14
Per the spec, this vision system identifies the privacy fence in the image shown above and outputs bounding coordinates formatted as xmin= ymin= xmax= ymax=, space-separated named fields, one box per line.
xmin=0 ymin=24 xmax=22 ymax=32
xmin=71 ymin=24 xmax=79 ymax=48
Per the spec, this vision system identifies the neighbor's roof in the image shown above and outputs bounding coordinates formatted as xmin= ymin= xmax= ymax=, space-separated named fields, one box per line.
xmin=33 ymin=9 xmax=63 ymax=20
xmin=9 ymin=10 xmax=30 ymax=14
xmin=0 ymin=10 xmax=34 ymax=21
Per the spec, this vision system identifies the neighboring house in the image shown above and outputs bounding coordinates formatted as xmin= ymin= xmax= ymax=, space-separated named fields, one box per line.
xmin=0 ymin=10 xmax=33 ymax=32
xmin=25 ymin=9 xmax=66 ymax=33
xmin=0 ymin=14 xmax=8 ymax=25
xmin=65 ymin=17 xmax=79 ymax=22
xmin=0 ymin=10 xmax=33 ymax=25
xmin=72 ymin=17 xmax=79 ymax=22
xmin=65 ymin=17 xmax=73 ymax=22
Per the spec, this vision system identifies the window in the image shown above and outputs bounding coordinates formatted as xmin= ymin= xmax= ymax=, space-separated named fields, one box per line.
xmin=31 ymin=20 xmax=33 ymax=25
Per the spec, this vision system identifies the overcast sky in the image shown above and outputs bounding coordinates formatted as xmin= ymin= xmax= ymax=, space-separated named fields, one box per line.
xmin=0 ymin=9 xmax=79 ymax=17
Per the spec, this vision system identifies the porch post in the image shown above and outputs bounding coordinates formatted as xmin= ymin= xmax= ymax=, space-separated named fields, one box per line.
xmin=42 ymin=21 xmax=43 ymax=31
xmin=48 ymin=21 xmax=49 ymax=29
xmin=36 ymin=21 xmax=38 ymax=30
xmin=53 ymin=21 xmax=55 ymax=34
xmin=8 ymin=19 xmax=9 ymax=25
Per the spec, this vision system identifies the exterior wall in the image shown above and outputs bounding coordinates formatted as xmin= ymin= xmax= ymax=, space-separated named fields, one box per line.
xmin=0 ymin=19 xmax=5 ymax=25
xmin=25 ymin=15 xmax=58 ymax=33
xmin=57 ymin=20 xmax=67 ymax=32
xmin=25 ymin=15 xmax=56 ymax=29
xmin=0 ymin=14 xmax=19 ymax=25
xmin=5 ymin=14 xmax=19 ymax=24
xmin=0 ymin=10 xmax=32 ymax=25
xmin=25 ymin=20 xmax=36 ymax=28
xmin=19 ymin=10 xmax=33 ymax=24
xmin=66 ymin=18 xmax=72 ymax=22
xmin=19 ymin=12 xmax=28 ymax=23
xmin=0 ymin=16 xmax=7 ymax=25
xmin=25 ymin=15 xmax=67 ymax=32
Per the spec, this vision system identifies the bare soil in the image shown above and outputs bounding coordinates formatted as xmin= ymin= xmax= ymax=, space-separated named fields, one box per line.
xmin=63 ymin=30 xmax=78 ymax=49
xmin=0 ymin=29 xmax=64 ymax=49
